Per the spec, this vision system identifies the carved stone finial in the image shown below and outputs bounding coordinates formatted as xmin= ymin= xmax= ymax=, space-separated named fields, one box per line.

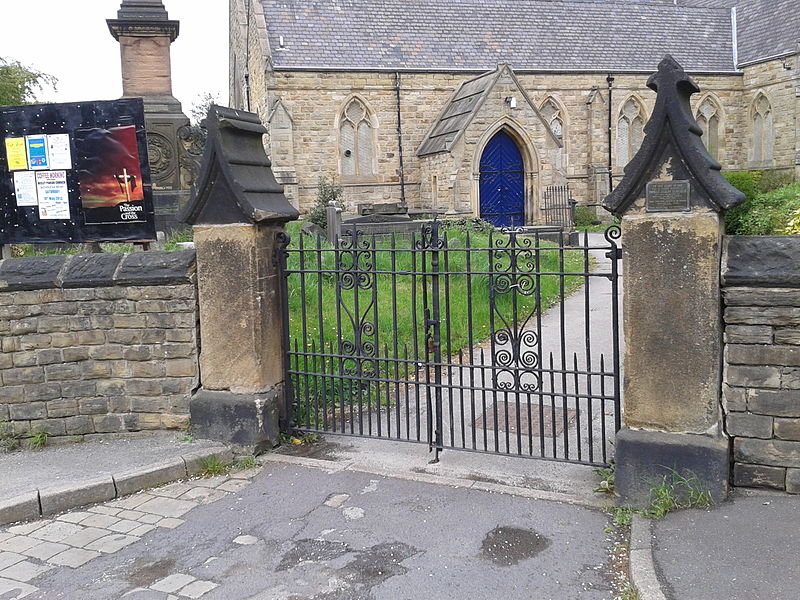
xmin=177 ymin=106 xmax=299 ymax=225
xmin=603 ymin=55 xmax=745 ymax=216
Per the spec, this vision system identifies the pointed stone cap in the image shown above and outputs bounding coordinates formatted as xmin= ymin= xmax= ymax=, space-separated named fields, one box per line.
xmin=603 ymin=55 xmax=745 ymax=216
xmin=108 ymin=0 xmax=179 ymax=41
xmin=177 ymin=106 xmax=299 ymax=226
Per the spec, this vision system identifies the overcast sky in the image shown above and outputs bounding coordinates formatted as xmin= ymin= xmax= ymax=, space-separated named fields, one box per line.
xmin=4 ymin=0 xmax=228 ymax=116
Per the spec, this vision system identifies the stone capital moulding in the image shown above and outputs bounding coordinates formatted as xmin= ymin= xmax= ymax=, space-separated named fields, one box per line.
xmin=177 ymin=106 xmax=299 ymax=226
xmin=602 ymin=55 xmax=746 ymax=216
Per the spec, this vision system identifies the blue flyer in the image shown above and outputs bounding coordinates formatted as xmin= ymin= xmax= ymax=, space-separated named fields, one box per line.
xmin=25 ymin=135 xmax=49 ymax=169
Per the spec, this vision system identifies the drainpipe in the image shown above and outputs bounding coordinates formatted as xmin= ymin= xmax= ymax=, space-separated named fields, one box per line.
xmin=395 ymin=72 xmax=407 ymax=208
xmin=606 ymin=73 xmax=615 ymax=193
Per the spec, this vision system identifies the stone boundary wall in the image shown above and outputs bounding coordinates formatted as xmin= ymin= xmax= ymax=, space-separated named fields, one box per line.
xmin=0 ymin=251 xmax=198 ymax=441
xmin=721 ymin=236 xmax=800 ymax=493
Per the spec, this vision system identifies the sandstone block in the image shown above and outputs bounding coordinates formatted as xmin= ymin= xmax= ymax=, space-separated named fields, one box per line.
xmin=724 ymin=325 xmax=773 ymax=345
xmin=726 ymin=413 xmax=773 ymax=439
xmin=734 ymin=438 xmax=800 ymax=468
xmin=733 ymin=463 xmax=786 ymax=490
xmin=65 ymin=416 xmax=94 ymax=435
xmin=62 ymin=347 xmax=90 ymax=363
xmin=36 ymin=349 xmax=63 ymax=365
xmin=0 ymin=493 xmax=41 ymax=526
xmin=9 ymin=402 xmax=47 ymax=420
xmin=92 ymin=415 xmax=124 ymax=434
xmin=726 ymin=344 xmax=800 ymax=367
xmin=774 ymin=328 xmax=800 ymax=345
xmin=774 ymin=418 xmax=800 ymax=441
xmin=724 ymin=365 xmax=781 ymax=388
xmin=44 ymin=363 xmax=80 ymax=382
xmin=787 ymin=469 xmax=800 ymax=494
xmin=3 ymin=368 xmax=45 ymax=386
xmin=79 ymin=398 xmax=109 ymax=415
xmin=47 ymin=399 xmax=78 ymax=418
xmin=23 ymin=383 xmax=61 ymax=402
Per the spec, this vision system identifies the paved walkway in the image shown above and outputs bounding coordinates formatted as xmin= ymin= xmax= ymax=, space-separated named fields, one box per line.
xmin=0 ymin=433 xmax=221 ymax=504
xmin=652 ymin=490 xmax=800 ymax=600
xmin=1 ymin=457 xmax=619 ymax=600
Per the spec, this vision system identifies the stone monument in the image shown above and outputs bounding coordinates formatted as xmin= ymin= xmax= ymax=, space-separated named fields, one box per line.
xmin=107 ymin=0 xmax=203 ymax=232
xmin=603 ymin=56 xmax=746 ymax=507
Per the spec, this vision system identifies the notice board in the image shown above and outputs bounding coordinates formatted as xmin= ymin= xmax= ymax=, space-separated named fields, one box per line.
xmin=0 ymin=98 xmax=156 ymax=244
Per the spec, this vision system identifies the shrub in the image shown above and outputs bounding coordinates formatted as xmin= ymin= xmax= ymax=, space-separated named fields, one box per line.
xmin=307 ymin=175 xmax=344 ymax=230
xmin=724 ymin=170 xmax=799 ymax=235
xmin=574 ymin=206 xmax=601 ymax=227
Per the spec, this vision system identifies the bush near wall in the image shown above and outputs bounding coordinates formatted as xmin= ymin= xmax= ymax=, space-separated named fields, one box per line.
xmin=724 ymin=170 xmax=798 ymax=235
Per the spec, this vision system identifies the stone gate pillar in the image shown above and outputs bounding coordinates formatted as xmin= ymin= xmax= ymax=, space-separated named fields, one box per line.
xmin=177 ymin=106 xmax=299 ymax=453
xmin=603 ymin=56 xmax=746 ymax=507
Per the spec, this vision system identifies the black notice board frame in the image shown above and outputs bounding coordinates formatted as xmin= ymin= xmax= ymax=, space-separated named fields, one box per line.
xmin=0 ymin=98 xmax=156 ymax=244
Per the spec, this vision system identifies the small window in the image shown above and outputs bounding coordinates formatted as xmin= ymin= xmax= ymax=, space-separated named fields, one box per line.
xmin=752 ymin=94 xmax=774 ymax=164
xmin=617 ymin=98 xmax=645 ymax=167
xmin=339 ymin=98 xmax=374 ymax=177
xmin=696 ymin=98 xmax=721 ymax=160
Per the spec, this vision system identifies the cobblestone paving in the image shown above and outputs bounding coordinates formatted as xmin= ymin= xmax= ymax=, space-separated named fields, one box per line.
xmin=0 ymin=468 xmax=258 ymax=600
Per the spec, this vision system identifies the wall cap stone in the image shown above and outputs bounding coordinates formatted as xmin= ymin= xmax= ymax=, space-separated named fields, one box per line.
xmin=723 ymin=236 xmax=800 ymax=288
xmin=0 ymin=250 xmax=196 ymax=292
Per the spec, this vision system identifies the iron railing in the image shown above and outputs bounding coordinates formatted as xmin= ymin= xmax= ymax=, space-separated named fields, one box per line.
xmin=542 ymin=184 xmax=578 ymax=228
xmin=277 ymin=223 xmax=621 ymax=466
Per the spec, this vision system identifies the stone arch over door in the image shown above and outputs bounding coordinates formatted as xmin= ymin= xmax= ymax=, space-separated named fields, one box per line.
xmin=471 ymin=119 xmax=540 ymax=226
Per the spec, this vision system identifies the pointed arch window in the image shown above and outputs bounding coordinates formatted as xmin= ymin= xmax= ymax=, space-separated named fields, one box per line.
xmin=752 ymin=94 xmax=774 ymax=164
xmin=617 ymin=98 xmax=645 ymax=167
xmin=696 ymin=97 xmax=721 ymax=161
xmin=339 ymin=98 xmax=375 ymax=178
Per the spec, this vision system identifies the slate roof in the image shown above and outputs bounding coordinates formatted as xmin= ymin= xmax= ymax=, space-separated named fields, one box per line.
xmin=734 ymin=0 xmax=799 ymax=64
xmin=261 ymin=0 xmax=737 ymax=72
xmin=417 ymin=68 xmax=502 ymax=156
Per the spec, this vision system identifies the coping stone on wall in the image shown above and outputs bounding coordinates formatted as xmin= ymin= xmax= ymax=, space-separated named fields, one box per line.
xmin=61 ymin=253 xmax=124 ymax=288
xmin=114 ymin=250 xmax=196 ymax=286
xmin=0 ymin=251 xmax=196 ymax=292
xmin=723 ymin=236 xmax=800 ymax=288
xmin=0 ymin=255 xmax=68 ymax=291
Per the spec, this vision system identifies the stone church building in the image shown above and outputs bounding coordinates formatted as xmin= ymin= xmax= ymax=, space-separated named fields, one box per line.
xmin=229 ymin=0 xmax=799 ymax=225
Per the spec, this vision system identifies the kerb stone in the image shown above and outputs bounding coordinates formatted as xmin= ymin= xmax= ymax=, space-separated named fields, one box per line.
xmin=39 ymin=478 xmax=116 ymax=516
xmin=114 ymin=459 xmax=188 ymax=497
xmin=0 ymin=493 xmax=41 ymax=526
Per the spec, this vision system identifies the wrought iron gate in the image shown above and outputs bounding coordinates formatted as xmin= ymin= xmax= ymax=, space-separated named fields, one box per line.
xmin=277 ymin=223 xmax=621 ymax=466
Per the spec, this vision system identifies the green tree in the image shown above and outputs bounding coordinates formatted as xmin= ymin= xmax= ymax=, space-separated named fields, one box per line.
xmin=0 ymin=57 xmax=57 ymax=106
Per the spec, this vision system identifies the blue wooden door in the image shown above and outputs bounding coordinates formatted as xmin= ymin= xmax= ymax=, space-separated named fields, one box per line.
xmin=479 ymin=130 xmax=525 ymax=228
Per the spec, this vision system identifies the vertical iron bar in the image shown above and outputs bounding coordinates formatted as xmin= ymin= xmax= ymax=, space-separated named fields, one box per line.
xmin=298 ymin=234 xmax=311 ymax=431
xmin=370 ymin=233 xmax=379 ymax=438
xmin=480 ymin=348 xmax=488 ymax=451
xmin=610 ymin=229 xmax=622 ymax=433
xmin=316 ymin=235 xmax=328 ymax=431
xmin=510 ymin=230 xmax=522 ymax=456
xmin=390 ymin=234 xmax=401 ymax=439
xmin=583 ymin=229 xmax=595 ymax=463
xmin=442 ymin=231 xmax=455 ymax=448
xmin=558 ymin=230 xmax=569 ymax=459
xmin=275 ymin=231 xmax=294 ymax=433
xmin=600 ymin=355 xmax=608 ymax=464
xmin=466 ymin=231 xmax=477 ymax=450
xmin=430 ymin=221 xmax=444 ymax=461
xmin=574 ymin=352 xmax=582 ymax=462
xmin=411 ymin=232 xmax=422 ymax=441
xmin=488 ymin=229 xmax=500 ymax=453
xmin=549 ymin=352 xmax=557 ymax=457
xmin=535 ymin=233 xmax=545 ymax=457
xmin=334 ymin=234 xmax=346 ymax=434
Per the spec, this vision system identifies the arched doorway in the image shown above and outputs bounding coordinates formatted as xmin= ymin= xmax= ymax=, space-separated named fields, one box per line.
xmin=479 ymin=130 xmax=525 ymax=227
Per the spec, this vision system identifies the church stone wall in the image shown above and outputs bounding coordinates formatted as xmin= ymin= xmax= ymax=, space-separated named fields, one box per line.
xmin=230 ymin=1 xmax=788 ymax=218
xmin=740 ymin=55 xmax=800 ymax=176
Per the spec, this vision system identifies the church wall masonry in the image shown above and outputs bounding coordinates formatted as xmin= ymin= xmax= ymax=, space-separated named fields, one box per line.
xmin=231 ymin=68 xmax=746 ymax=217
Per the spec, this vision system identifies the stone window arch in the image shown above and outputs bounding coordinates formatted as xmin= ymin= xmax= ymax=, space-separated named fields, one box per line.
xmin=751 ymin=93 xmax=774 ymax=164
xmin=339 ymin=97 xmax=376 ymax=179
xmin=616 ymin=97 xmax=646 ymax=168
xmin=695 ymin=96 xmax=722 ymax=161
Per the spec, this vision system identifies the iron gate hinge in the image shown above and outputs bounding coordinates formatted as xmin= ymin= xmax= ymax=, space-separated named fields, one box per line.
xmin=605 ymin=247 xmax=622 ymax=261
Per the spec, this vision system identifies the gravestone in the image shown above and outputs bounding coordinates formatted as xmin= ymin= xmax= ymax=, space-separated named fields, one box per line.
xmin=603 ymin=56 xmax=746 ymax=507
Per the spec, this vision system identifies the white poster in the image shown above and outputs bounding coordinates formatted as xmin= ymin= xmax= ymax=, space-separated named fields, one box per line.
xmin=36 ymin=170 xmax=70 ymax=220
xmin=46 ymin=134 xmax=72 ymax=170
xmin=13 ymin=171 xmax=38 ymax=206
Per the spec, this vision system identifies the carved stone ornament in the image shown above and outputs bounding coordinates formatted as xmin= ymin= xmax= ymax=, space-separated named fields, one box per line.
xmin=146 ymin=131 xmax=175 ymax=180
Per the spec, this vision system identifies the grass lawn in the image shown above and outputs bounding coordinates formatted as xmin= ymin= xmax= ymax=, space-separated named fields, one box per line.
xmin=283 ymin=221 xmax=587 ymax=362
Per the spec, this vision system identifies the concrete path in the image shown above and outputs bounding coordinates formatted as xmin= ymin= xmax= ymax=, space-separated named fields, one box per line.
xmin=0 ymin=433 xmax=221 ymax=504
xmin=2 ymin=460 xmax=620 ymax=600
xmin=651 ymin=490 xmax=800 ymax=600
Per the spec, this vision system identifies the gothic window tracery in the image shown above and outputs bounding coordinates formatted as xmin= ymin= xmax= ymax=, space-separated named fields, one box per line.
xmin=752 ymin=94 xmax=774 ymax=164
xmin=339 ymin=98 xmax=375 ymax=177
xmin=617 ymin=98 xmax=645 ymax=168
xmin=696 ymin=97 xmax=721 ymax=161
